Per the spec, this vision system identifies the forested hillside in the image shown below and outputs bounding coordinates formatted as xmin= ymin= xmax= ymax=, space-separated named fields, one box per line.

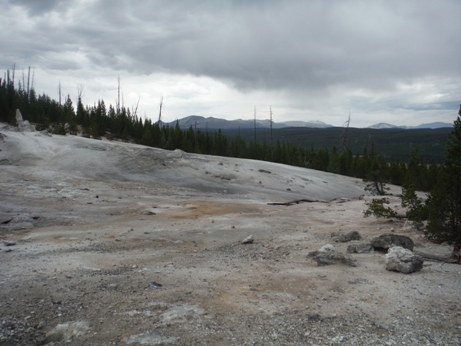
xmin=222 ymin=127 xmax=451 ymax=164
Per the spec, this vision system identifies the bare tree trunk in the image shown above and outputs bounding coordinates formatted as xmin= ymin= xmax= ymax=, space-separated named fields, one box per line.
xmin=27 ymin=66 xmax=31 ymax=96
xmin=270 ymin=105 xmax=273 ymax=160
xmin=254 ymin=106 xmax=257 ymax=143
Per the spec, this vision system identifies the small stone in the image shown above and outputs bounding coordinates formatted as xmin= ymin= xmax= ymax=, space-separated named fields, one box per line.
xmin=3 ymin=240 xmax=16 ymax=246
xmin=242 ymin=235 xmax=254 ymax=244
xmin=146 ymin=281 xmax=163 ymax=289
xmin=347 ymin=243 xmax=374 ymax=254
xmin=139 ymin=210 xmax=156 ymax=215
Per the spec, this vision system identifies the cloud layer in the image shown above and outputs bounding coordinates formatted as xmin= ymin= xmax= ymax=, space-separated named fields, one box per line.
xmin=2 ymin=0 xmax=460 ymax=126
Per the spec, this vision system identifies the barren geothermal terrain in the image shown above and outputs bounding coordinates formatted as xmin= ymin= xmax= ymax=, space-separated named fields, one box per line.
xmin=0 ymin=124 xmax=460 ymax=346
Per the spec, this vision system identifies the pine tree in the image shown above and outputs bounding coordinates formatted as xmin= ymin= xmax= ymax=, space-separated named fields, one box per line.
xmin=425 ymin=106 xmax=461 ymax=252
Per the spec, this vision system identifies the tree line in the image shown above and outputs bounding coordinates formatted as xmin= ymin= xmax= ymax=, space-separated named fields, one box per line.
xmin=0 ymin=74 xmax=439 ymax=193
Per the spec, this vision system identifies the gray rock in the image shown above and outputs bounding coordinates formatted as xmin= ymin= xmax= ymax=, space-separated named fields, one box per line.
xmin=347 ymin=243 xmax=374 ymax=254
xmin=319 ymin=244 xmax=335 ymax=252
xmin=16 ymin=109 xmax=35 ymax=132
xmin=331 ymin=231 xmax=362 ymax=243
xmin=242 ymin=235 xmax=254 ymax=244
xmin=370 ymin=233 xmax=414 ymax=251
xmin=15 ymin=109 xmax=24 ymax=123
xmin=123 ymin=330 xmax=177 ymax=345
xmin=308 ymin=244 xmax=357 ymax=267
xmin=3 ymin=240 xmax=16 ymax=246
xmin=312 ymin=251 xmax=357 ymax=267
xmin=146 ymin=281 xmax=162 ymax=289
xmin=138 ymin=209 xmax=156 ymax=215
xmin=307 ymin=244 xmax=335 ymax=258
xmin=385 ymin=246 xmax=424 ymax=274
xmin=42 ymin=321 xmax=90 ymax=344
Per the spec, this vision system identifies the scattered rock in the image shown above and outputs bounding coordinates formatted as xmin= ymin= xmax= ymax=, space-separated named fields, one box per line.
xmin=347 ymin=243 xmax=374 ymax=254
xmin=242 ymin=235 xmax=254 ymax=244
xmin=371 ymin=233 xmax=414 ymax=251
xmin=319 ymin=244 xmax=335 ymax=252
xmin=161 ymin=304 xmax=204 ymax=323
xmin=40 ymin=129 xmax=52 ymax=136
xmin=213 ymin=173 xmax=236 ymax=181
xmin=167 ymin=149 xmax=185 ymax=159
xmin=139 ymin=209 xmax=156 ymax=215
xmin=331 ymin=231 xmax=362 ymax=242
xmin=41 ymin=320 xmax=90 ymax=344
xmin=402 ymin=220 xmax=418 ymax=230
xmin=146 ymin=281 xmax=163 ymax=289
xmin=385 ymin=246 xmax=424 ymax=274
xmin=308 ymin=244 xmax=357 ymax=267
xmin=123 ymin=330 xmax=177 ymax=345
xmin=258 ymin=169 xmax=271 ymax=174
xmin=3 ymin=240 xmax=16 ymax=246
xmin=0 ymin=215 xmax=36 ymax=230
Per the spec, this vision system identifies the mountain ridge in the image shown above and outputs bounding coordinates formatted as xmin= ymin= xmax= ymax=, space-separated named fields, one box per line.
xmin=163 ymin=116 xmax=453 ymax=130
xmin=164 ymin=116 xmax=333 ymax=129
xmin=368 ymin=121 xmax=453 ymax=129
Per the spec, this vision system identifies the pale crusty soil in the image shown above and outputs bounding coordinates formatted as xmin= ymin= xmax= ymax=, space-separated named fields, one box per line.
xmin=0 ymin=127 xmax=460 ymax=345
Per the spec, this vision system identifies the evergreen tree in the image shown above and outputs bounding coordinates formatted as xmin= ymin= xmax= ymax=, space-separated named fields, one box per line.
xmin=63 ymin=95 xmax=77 ymax=134
xmin=425 ymin=107 xmax=461 ymax=252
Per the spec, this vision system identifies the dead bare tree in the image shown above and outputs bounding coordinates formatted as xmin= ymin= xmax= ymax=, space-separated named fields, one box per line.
xmin=117 ymin=76 xmax=121 ymax=115
xmin=11 ymin=63 xmax=15 ymax=86
xmin=132 ymin=96 xmax=141 ymax=118
xmin=340 ymin=111 xmax=351 ymax=153
xmin=270 ymin=105 xmax=274 ymax=160
xmin=77 ymin=84 xmax=85 ymax=100
xmin=27 ymin=66 xmax=31 ymax=96
xmin=22 ymin=69 xmax=25 ymax=92
xmin=158 ymin=96 xmax=163 ymax=128
xmin=254 ymin=106 xmax=257 ymax=143
xmin=31 ymin=68 xmax=35 ymax=91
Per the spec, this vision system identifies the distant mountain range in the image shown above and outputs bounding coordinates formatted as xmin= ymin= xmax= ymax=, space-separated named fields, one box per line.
xmin=163 ymin=115 xmax=453 ymax=130
xmin=368 ymin=122 xmax=453 ymax=129
xmin=164 ymin=116 xmax=333 ymax=130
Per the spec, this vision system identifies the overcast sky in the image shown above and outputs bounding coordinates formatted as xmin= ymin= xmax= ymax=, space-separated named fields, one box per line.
xmin=2 ymin=0 xmax=460 ymax=127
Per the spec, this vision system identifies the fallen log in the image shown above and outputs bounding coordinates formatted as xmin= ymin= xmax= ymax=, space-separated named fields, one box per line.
xmin=413 ymin=250 xmax=459 ymax=264
xmin=268 ymin=199 xmax=319 ymax=206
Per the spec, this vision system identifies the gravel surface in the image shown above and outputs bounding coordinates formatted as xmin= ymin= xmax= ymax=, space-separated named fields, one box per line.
xmin=1 ymin=127 xmax=460 ymax=345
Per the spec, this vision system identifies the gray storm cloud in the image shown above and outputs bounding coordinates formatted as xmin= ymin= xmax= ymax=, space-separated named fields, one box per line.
xmin=1 ymin=0 xmax=460 ymax=124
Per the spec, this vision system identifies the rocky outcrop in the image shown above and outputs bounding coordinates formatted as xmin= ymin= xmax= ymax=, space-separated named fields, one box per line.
xmin=15 ymin=109 xmax=35 ymax=132
xmin=385 ymin=246 xmax=424 ymax=274
xmin=371 ymin=234 xmax=414 ymax=251
xmin=308 ymin=244 xmax=357 ymax=267
xmin=331 ymin=231 xmax=362 ymax=243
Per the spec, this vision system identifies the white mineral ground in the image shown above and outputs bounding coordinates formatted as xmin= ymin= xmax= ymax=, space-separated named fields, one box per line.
xmin=0 ymin=124 xmax=460 ymax=345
